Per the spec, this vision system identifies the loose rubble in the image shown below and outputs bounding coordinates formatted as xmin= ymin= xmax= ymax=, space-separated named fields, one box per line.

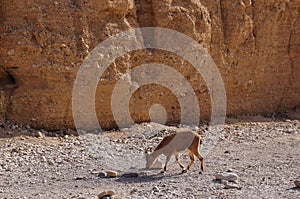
xmin=0 ymin=118 xmax=299 ymax=198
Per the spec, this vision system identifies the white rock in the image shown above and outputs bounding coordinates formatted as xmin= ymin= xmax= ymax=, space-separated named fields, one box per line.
xmin=215 ymin=172 xmax=239 ymax=182
xmin=36 ymin=131 xmax=44 ymax=138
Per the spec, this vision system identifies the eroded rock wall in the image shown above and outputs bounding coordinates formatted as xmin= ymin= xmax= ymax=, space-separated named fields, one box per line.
xmin=0 ymin=0 xmax=299 ymax=130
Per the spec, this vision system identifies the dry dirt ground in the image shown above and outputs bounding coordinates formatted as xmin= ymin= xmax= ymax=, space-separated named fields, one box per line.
xmin=0 ymin=116 xmax=299 ymax=199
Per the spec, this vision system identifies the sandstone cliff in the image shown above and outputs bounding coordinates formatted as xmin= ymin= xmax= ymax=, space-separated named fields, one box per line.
xmin=0 ymin=0 xmax=299 ymax=130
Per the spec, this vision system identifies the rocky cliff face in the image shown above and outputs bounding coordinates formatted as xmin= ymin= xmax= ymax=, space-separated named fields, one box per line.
xmin=0 ymin=0 xmax=299 ymax=130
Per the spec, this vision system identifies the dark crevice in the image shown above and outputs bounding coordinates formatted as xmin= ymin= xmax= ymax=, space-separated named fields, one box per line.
xmin=250 ymin=0 xmax=257 ymax=50
xmin=70 ymin=0 xmax=89 ymax=58
xmin=0 ymin=70 xmax=17 ymax=90
xmin=0 ymin=70 xmax=17 ymax=122
xmin=134 ymin=0 xmax=157 ymax=49
xmin=134 ymin=0 xmax=156 ymax=27
xmin=219 ymin=0 xmax=227 ymax=46
xmin=70 ymin=0 xmax=80 ymax=9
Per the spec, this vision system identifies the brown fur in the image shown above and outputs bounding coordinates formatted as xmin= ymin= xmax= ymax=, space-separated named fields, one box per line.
xmin=153 ymin=133 xmax=176 ymax=151
xmin=146 ymin=130 xmax=204 ymax=173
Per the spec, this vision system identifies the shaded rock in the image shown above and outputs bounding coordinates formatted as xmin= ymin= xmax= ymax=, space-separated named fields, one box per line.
xmin=215 ymin=172 xmax=239 ymax=182
xmin=74 ymin=176 xmax=85 ymax=180
xmin=130 ymin=188 xmax=138 ymax=194
xmin=98 ymin=171 xmax=107 ymax=178
xmin=64 ymin=128 xmax=78 ymax=136
xmin=294 ymin=180 xmax=300 ymax=188
xmin=224 ymin=182 xmax=241 ymax=189
xmin=184 ymin=187 xmax=194 ymax=192
xmin=36 ymin=131 xmax=44 ymax=138
xmin=98 ymin=190 xmax=115 ymax=199
xmin=152 ymin=186 xmax=159 ymax=192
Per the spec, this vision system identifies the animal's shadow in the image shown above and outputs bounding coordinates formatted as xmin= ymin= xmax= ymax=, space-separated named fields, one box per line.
xmin=286 ymin=187 xmax=300 ymax=191
xmin=115 ymin=170 xmax=196 ymax=183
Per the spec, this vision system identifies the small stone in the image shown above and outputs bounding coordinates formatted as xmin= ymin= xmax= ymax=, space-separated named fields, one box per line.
xmin=294 ymin=180 xmax=300 ymax=187
xmin=98 ymin=190 xmax=115 ymax=199
xmin=215 ymin=172 xmax=239 ymax=182
xmin=19 ymin=136 xmax=27 ymax=140
xmin=152 ymin=186 xmax=159 ymax=192
xmin=55 ymin=158 xmax=63 ymax=164
xmin=286 ymin=128 xmax=294 ymax=134
xmin=224 ymin=182 xmax=241 ymax=189
xmin=224 ymin=150 xmax=231 ymax=154
xmin=75 ymin=176 xmax=85 ymax=180
xmin=5 ymin=167 xmax=13 ymax=172
xmin=105 ymin=170 xmax=118 ymax=178
xmin=65 ymin=128 xmax=78 ymax=136
xmin=7 ymin=49 xmax=15 ymax=55
xmin=130 ymin=188 xmax=138 ymax=194
xmin=36 ymin=131 xmax=44 ymax=138
xmin=184 ymin=187 xmax=194 ymax=192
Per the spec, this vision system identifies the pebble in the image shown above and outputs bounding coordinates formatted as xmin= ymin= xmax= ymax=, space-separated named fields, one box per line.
xmin=105 ymin=170 xmax=118 ymax=178
xmin=224 ymin=150 xmax=231 ymax=154
xmin=98 ymin=190 xmax=115 ymax=199
xmin=130 ymin=188 xmax=138 ymax=194
xmin=286 ymin=128 xmax=294 ymax=134
xmin=184 ymin=187 xmax=194 ymax=192
xmin=55 ymin=158 xmax=63 ymax=164
xmin=7 ymin=49 xmax=15 ymax=55
xmin=224 ymin=182 xmax=241 ymax=189
xmin=294 ymin=180 xmax=300 ymax=187
xmin=152 ymin=186 xmax=159 ymax=192
xmin=215 ymin=172 xmax=239 ymax=182
xmin=36 ymin=131 xmax=44 ymax=138
xmin=75 ymin=176 xmax=85 ymax=180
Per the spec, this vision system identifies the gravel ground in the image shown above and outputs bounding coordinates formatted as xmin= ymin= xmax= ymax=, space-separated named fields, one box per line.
xmin=0 ymin=116 xmax=299 ymax=198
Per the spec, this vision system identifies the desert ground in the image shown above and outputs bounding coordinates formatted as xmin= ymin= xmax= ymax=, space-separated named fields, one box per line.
xmin=0 ymin=115 xmax=299 ymax=199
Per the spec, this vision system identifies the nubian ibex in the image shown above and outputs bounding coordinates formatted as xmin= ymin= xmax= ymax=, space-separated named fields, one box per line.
xmin=145 ymin=130 xmax=204 ymax=173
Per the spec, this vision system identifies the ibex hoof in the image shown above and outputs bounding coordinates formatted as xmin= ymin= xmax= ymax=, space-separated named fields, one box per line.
xmin=199 ymin=171 xmax=203 ymax=174
xmin=182 ymin=170 xmax=187 ymax=173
